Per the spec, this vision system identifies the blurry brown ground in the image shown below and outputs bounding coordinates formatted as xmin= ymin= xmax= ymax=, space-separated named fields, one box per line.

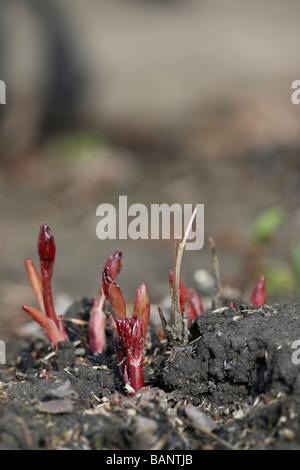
xmin=1 ymin=0 xmax=300 ymax=341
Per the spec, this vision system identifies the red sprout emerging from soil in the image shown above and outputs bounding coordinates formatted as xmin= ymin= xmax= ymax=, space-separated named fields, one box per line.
xmin=169 ymin=269 xmax=203 ymax=324
xmin=102 ymin=267 xmax=150 ymax=393
xmin=250 ymin=275 xmax=267 ymax=306
xmin=89 ymin=251 xmax=122 ymax=353
xmin=22 ymin=224 xmax=68 ymax=347
xmin=116 ymin=315 xmax=145 ymax=393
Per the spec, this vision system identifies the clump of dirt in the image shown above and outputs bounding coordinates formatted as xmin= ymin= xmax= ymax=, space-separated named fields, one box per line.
xmin=1 ymin=298 xmax=300 ymax=450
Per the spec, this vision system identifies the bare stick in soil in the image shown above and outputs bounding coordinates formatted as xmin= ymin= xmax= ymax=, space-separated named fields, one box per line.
xmin=159 ymin=207 xmax=197 ymax=346
xmin=0 ymin=416 xmax=34 ymax=450
xmin=183 ymin=419 xmax=237 ymax=451
xmin=209 ymin=236 xmax=223 ymax=308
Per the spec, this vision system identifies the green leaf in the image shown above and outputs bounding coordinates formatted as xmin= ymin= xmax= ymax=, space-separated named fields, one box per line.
xmin=252 ymin=206 xmax=286 ymax=244
xmin=47 ymin=132 xmax=110 ymax=161
xmin=261 ymin=258 xmax=294 ymax=293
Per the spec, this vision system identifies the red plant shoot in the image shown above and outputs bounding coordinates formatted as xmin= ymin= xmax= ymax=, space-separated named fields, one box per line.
xmin=22 ymin=304 xmax=62 ymax=346
xmin=116 ymin=315 xmax=145 ymax=393
xmin=22 ymin=224 xmax=68 ymax=346
xmin=102 ymin=266 xmax=128 ymax=379
xmin=24 ymin=258 xmax=45 ymax=313
xmin=102 ymin=267 xmax=126 ymax=318
xmin=187 ymin=286 xmax=203 ymax=318
xmin=38 ymin=224 xmax=59 ymax=328
xmin=169 ymin=269 xmax=203 ymax=323
xmin=38 ymin=224 xmax=56 ymax=279
xmin=89 ymin=251 xmax=122 ymax=353
xmin=89 ymin=294 xmax=106 ymax=354
xmin=250 ymin=275 xmax=267 ymax=306
xmin=109 ymin=312 xmax=129 ymax=384
xmin=133 ymin=282 xmax=150 ymax=340
xmin=104 ymin=251 xmax=123 ymax=279
xmin=102 ymin=266 xmax=150 ymax=393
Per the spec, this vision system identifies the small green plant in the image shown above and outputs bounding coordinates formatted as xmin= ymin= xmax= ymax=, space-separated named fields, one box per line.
xmin=252 ymin=206 xmax=286 ymax=245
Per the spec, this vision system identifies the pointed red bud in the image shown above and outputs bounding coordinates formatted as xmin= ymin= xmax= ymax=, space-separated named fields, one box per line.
xmin=89 ymin=251 xmax=122 ymax=353
xmin=133 ymin=282 xmax=150 ymax=339
xmin=250 ymin=275 xmax=266 ymax=306
xmin=169 ymin=269 xmax=202 ymax=322
xmin=104 ymin=251 xmax=122 ymax=280
xmin=102 ymin=267 xmax=126 ymax=318
xmin=187 ymin=287 xmax=203 ymax=318
xmin=133 ymin=282 xmax=148 ymax=317
xmin=38 ymin=224 xmax=56 ymax=278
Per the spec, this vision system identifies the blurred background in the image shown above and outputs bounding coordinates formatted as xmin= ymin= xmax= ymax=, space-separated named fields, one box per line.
xmin=1 ymin=0 xmax=300 ymax=340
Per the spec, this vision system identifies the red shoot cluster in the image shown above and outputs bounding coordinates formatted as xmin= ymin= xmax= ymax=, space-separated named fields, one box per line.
xmin=22 ymin=224 xmax=68 ymax=347
xmin=169 ymin=269 xmax=203 ymax=323
xmin=22 ymin=224 xmax=270 ymax=397
xmin=102 ymin=267 xmax=150 ymax=393
xmin=250 ymin=275 xmax=267 ymax=306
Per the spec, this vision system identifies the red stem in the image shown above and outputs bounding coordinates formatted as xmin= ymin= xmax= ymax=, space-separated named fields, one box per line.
xmin=89 ymin=294 xmax=106 ymax=353
xmin=38 ymin=224 xmax=60 ymax=328
xmin=58 ymin=315 xmax=68 ymax=341
xmin=41 ymin=272 xmax=59 ymax=328
xmin=109 ymin=314 xmax=128 ymax=381
xmin=22 ymin=304 xmax=62 ymax=346
xmin=127 ymin=358 xmax=144 ymax=392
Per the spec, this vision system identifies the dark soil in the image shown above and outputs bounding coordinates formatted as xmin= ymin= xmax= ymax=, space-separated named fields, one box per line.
xmin=1 ymin=297 xmax=300 ymax=451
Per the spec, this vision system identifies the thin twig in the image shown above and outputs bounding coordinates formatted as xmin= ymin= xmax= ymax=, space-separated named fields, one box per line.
xmin=174 ymin=207 xmax=198 ymax=298
xmin=188 ymin=335 xmax=202 ymax=346
xmin=184 ymin=419 xmax=237 ymax=450
xmin=160 ymin=207 xmax=198 ymax=346
xmin=0 ymin=416 xmax=34 ymax=449
xmin=171 ymin=239 xmax=180 ymax=328
xmin=158 ymin=306 xmax=167 ymax=331
xmin=209 ymin=236 xmax=223 ymax=308
xmin=63 ymin=317 xmax=88 ymax=325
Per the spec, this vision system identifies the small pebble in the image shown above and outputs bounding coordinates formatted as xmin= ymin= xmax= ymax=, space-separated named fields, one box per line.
xmin=75 ymin=348 xmax=86 ymax=356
